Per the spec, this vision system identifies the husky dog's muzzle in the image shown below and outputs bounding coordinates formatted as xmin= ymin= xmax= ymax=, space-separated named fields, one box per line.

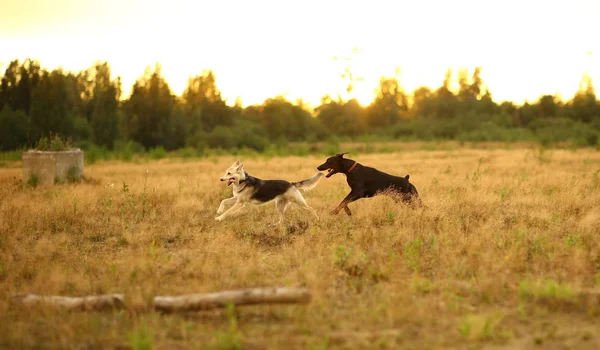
xmin=220 ymin=177 xmax=236 ymax=186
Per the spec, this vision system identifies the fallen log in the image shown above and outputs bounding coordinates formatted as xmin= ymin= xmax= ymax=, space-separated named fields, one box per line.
xmin=10 ymin=287 xmax=311 ymax=313
xmin=10 ymin=293 xmax=125 ymax=311
xmin=154 ymin=287 xmax=311 ymax=312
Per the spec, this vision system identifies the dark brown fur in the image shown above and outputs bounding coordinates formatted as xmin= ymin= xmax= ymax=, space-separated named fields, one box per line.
xmin=317 ymin=153 xmax=421 ymax=215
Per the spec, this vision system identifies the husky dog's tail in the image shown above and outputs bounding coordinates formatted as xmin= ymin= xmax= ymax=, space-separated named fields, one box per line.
xmin=293 ymin=173 xmax=324 ymax=191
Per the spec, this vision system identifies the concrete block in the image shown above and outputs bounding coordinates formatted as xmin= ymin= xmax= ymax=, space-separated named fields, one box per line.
xmin=22 ymin=149 xmax=84 ymax=186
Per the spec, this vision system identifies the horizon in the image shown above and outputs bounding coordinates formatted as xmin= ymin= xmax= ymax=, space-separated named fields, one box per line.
xmin=1 ymin=0 xmax=599 ymax=107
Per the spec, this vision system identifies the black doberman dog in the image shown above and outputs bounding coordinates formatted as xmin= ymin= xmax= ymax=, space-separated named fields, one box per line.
xmin=317 ymin=153 xmax=421 ymax=215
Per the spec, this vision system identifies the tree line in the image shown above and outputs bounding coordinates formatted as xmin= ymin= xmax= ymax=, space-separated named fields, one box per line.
xmin=1 ymin=59 xmax=599 ymax=152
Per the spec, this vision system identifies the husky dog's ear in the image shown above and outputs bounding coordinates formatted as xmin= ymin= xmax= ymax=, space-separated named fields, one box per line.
xmin=236 ymin=163 xmax=244 ymax=172
xmin=234 ymin=159 xmax=240 ymax=166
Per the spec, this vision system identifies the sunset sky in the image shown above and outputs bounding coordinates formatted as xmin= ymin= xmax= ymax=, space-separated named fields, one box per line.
xmin=1 ymin=0 xmax=598 ymax=107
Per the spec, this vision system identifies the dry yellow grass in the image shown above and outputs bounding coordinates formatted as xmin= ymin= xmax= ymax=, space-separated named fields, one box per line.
xmin=1 ymin=146 xmax=600 ymax=349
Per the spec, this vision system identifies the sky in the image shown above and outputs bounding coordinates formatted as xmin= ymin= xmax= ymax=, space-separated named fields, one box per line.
xmin=1 ymin=0 xmax=599 ymax=107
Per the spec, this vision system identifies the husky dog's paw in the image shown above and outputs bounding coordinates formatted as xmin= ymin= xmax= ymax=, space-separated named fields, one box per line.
xmin=214 ymin=215 xmax=224 ymax=222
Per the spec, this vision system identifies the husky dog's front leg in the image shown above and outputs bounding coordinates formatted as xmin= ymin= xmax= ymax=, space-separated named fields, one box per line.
xmin=216 ymin=197 xmax=237 ymax=215
xmin=215 ymin=202 xmax=245 ymax=221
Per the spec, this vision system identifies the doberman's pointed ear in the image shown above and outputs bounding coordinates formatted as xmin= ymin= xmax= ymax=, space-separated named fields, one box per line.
xmin=405 ymin=174 xmax=410 ymax=181
xmin=336 ymin=152 xmax=349 ymax=158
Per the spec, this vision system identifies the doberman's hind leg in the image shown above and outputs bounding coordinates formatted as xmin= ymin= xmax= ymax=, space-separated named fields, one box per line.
xmin=390 ymin=185 xmax=422 ymax=208
xmin=406 ymin=183 xmax=423 ymax=207
xmin=331 ymin=202 xmax=352 ymax=216
xmin=331 ymin=192 xmax=360 ymax=216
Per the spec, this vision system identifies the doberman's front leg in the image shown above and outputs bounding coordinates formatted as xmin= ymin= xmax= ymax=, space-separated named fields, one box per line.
xmin=343 ymin=206 xmax=352 ymax=216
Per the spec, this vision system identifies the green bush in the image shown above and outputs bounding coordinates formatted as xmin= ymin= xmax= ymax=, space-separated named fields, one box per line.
xmin=148 ymin=146 xmax=168 ymax=159
xmin=530 ymin=118 xmax=600 ymax=147
xmin=114 ymin=140 xmax=145 ymax=161
xmin=457 ymin=123 xmax=536 ymax=142
xmin=176 ymin=147 xmax=199 ymax=158
xmin=0 ymin=150 xmax=23 ymax=162
xmin=34 ymin=134 xmax=73 ymax=151
xmin=26 ymin=175 xmax=39 ymax=188
xmin=85 ymin=144 xmax=109 ymax=164
xmin=67 ymin=166 xmax=81 ymax=183
xmin=185 ymin=130 xmax=208 ymax=153
xmin=203 ymin=120 xmax=270 ymax=152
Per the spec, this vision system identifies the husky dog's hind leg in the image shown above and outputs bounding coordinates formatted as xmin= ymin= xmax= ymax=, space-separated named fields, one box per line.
xmin=275 ymin=198 xmax=291 ymax=225
xmin=286 ymin=189 xmax=319 ymax=221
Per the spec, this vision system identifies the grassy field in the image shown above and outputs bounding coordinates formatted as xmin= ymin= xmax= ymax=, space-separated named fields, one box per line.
xmin=1 ymin=145 xmax=600 ymax=349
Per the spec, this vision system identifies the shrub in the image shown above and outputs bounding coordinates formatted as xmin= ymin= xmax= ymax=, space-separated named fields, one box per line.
xmin=114 ymin=140 xmax=145 ymax=161
xmin=176 ymin=147 xmax=199 ymax=158
xmin=34 ymin=134 xmax=73 ymax=151
xmin=530 ymin=118 xmax=600 ymax=147
xmin=26 ymin=175 xmax=39 ymax=188
xmin=457 ymin=123 xmax=536 ymax=142
xmin=85 ymin=144 xmax=109 ymax=164
xmin=67 ymin=166 xmax=81 ymax=183
xmin=148 ymin=146 xmax=168 ymax=160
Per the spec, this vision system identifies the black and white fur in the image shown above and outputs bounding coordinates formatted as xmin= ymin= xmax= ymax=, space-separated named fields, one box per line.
xmin=216 ymin=160 xmax=323 ymax=224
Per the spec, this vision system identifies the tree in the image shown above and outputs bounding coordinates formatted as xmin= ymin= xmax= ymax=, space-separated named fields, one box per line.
xmin=366 ymin=70 xmax=409 ymax=130
xmin=569 ymin=74 xmax=598 ymax=123
xmin=535 ymin=95 xmax=560 ymax=119
xmin=0 ymin=59 xmax=41 ymax=115
xmin=434 ymin=68 xmax=458 ymax=119
xmin=516 ymin=102 xmax=536 ymax=126
xmin=242 ymin=96 xmax=324 ymax=141
xmin=16 ymin=59 xmax=41 ymax=115
xmin=457 ymin=67 xmax=483 ymax=103
xmin=29 ymin=68 xmax=78 ymax=139
xmin=122 ymin=64 xmax=175 ymax=149
xmin=88 ymin=62 xmax=121 ymax=148
xmin=0 ymin=106 xmax=30 ymax=150
xmin=499 ymin=101 xmax=519 ymax=126
xmin=182 ymin=71 xmax=232 ymax=133
xmin=412 ymin=86 xmax=435 ymax=118
xmin=316 ymin=96 xmax=366 ymax=137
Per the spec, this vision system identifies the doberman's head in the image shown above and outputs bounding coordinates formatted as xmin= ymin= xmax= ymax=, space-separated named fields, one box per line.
xmin=317 ymin=153 xmax=350 ymax=178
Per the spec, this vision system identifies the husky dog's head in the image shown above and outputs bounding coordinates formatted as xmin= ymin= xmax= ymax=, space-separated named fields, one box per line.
xmin=220 ymin=160 xmax=245 ymax=186
xmin=317 ymin=153 xmax=349 ymax=178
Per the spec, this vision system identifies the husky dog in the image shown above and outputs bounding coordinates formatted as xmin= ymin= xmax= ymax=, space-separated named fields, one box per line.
xmin=215 ymin=160 xmax=323 ymax=224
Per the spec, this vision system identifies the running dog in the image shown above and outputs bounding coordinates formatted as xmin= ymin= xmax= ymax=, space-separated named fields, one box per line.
xmin=317 ymin=153 xmax=421 ymax=216
xmin=215 ymin=160 xmax=323 ymax=224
